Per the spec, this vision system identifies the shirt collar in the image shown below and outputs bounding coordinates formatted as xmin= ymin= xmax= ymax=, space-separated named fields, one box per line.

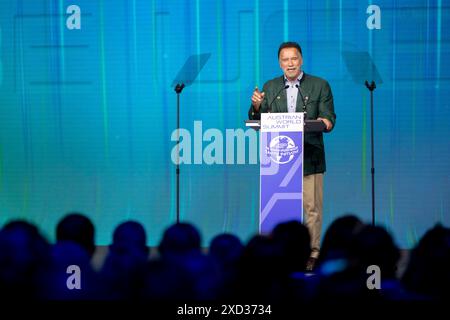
xmin=284 ymin=71 xmax=304 ymax=86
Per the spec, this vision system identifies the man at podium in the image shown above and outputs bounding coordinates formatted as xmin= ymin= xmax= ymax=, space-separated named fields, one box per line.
xmin=248 ymin=41 xmax=336 ymax=270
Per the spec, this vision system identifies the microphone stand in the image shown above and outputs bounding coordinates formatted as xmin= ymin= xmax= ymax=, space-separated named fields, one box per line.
xmin=296 ymin=84 xmax=308 ymax=119
xmin=174 ymin=83 xmax=185 ymax=224
xmin=365 ymin=80 xmax=376 ymax=226
xmin=267 ymin=85 xmax=289 ymax=113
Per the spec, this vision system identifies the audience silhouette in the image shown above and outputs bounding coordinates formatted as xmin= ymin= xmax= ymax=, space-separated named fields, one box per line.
xmin=0 ymin=212 xmax=448 ymax=305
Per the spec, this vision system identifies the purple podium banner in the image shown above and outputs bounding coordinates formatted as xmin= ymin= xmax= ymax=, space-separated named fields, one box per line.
xmin=260 ymin=113 xmax=304 ymax=234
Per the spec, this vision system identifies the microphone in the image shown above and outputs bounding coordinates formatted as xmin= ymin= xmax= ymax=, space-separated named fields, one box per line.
xmin=296 ymin=84 xmax=309 ymax=116
xmin=267 ymin=84 xmax=289 ymax=113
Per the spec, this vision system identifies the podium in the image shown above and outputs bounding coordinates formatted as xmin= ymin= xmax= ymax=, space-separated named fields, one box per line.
xmin=245 ymin=113 xmax=326 ymax=234
xmin=245 ymin=119 xmax=326 ymax=133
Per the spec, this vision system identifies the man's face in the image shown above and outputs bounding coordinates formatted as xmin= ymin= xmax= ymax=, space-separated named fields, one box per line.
xmin=279 ymin=47 xmax=303 ymax=81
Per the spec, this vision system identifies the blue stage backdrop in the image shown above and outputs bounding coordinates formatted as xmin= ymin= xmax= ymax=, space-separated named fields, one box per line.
xmin=0 ymin=0 xmax=449 ymax=248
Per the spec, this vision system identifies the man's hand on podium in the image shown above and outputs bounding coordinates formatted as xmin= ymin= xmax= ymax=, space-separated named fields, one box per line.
xmin=318 ymin=117 xmax=333 ymax=132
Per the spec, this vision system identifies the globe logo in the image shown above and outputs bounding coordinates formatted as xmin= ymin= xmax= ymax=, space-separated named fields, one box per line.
xmin=266 ymin=135 xmax=299 ymax=164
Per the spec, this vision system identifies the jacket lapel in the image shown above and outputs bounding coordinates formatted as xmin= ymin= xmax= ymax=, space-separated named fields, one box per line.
xmin=274 ymin=76 xmax=287 ymax=113
xmin=296 ymin=73 xmax=311 ymax=113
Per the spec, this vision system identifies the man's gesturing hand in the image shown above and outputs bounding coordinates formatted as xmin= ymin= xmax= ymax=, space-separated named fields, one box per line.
xmin=251 ymin=86 xmax=265 ymax=111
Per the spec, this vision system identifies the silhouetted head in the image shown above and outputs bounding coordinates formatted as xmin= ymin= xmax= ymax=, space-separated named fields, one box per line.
xmin=272 ymin=220 xmax=311 ymax=272
xmin=1 ymin=220 xmax=50 ymax=259
xmin=318 ymin=214 xmax=364 ymax=265
xmin=3 ymin=219 xmax=38 ymax=232
xmin=402 ymin=224 xmax=450 ymax=299
xmin=56 ymin=212 xmax=95 ymax=257
xmin=240 ymin=235 xmax=283 ymax=275
xmin=0 ymin=220 xmax=51 ymax=298
xmin=351 ymin=225 xmax=400 ymax=279
xmin=111 ymin=220 xmax=148 ymax=254
xmin=209 ymin=233 xmax=243 ymax=265
xmin=158 ymin=222 xmax=201 ymax=256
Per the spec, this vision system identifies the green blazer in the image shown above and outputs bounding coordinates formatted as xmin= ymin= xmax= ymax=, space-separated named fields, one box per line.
xmin=248 ymin=73 xmax=336 ymax=176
